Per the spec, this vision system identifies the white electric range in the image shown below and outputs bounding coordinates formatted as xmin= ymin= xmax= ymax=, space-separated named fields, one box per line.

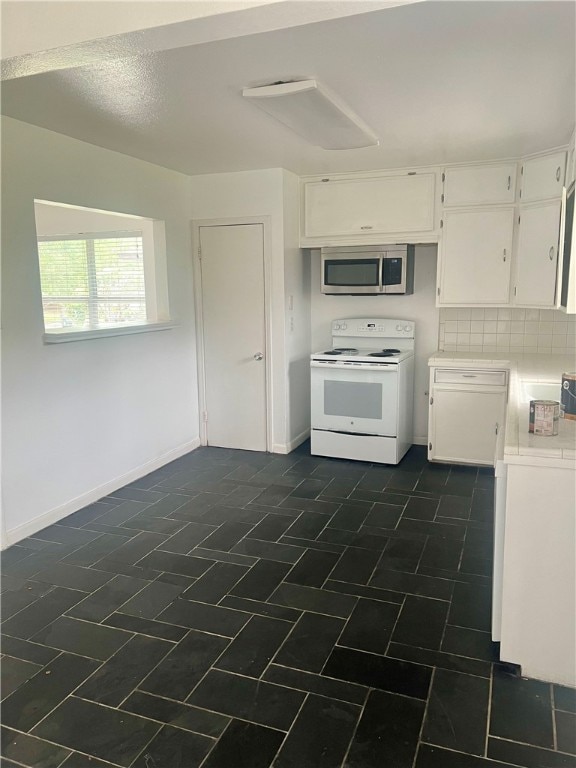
xmin=310 ymin=318 xmax=415 ymax=465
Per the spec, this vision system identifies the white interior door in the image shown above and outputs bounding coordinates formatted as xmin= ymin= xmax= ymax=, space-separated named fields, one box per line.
xmin=199 ymin=224 xmax=267 ymax=451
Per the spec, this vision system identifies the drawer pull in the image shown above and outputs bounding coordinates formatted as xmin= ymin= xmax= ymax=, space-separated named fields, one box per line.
xmin=462 ymin=374 xmax=477 ymax=378
xmin=360 ymin=225 xmax=373 ymax=230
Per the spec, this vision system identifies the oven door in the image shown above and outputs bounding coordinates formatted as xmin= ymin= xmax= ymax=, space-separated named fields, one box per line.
xmin=311 ymin=362 xmax=399 ymax=436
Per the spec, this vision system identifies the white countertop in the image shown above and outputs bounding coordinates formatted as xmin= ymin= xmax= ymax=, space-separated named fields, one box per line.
xmin=429 ymin=351 xmax=576 ymax=465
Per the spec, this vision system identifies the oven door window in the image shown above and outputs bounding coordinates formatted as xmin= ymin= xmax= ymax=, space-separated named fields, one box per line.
xmin=311 ymin=367 xmax=399 ymax=436
xmin=324 ymin=258 xmax=380 ymax=287
xmin=325 ymin=381 xmax=382 ymax=419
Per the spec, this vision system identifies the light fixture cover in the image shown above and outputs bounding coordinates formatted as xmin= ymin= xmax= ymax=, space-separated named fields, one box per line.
xmin=242 ymin=79 xmax=379 ymax=150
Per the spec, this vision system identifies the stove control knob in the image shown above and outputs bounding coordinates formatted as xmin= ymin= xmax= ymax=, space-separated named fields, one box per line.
xmin=404 ymin=324 xmax=412 ymax=332
xmin=341 ymin=323 xmax=347 ymax=330
xmin=334 ymin=323 xmax=340 ymax=330
xmin=396 ymin=324 xmax=403 ymax=331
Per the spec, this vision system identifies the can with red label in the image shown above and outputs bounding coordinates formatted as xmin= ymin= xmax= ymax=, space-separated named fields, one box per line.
xmin=561 ymin=373 xmax=576 ymax=421
xmin=529 ymin=400 xmax=560 ymax=436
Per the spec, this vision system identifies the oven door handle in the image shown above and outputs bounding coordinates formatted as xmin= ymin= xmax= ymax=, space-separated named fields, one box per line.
xmin=310 ymin=361 xmax=397 ymax=371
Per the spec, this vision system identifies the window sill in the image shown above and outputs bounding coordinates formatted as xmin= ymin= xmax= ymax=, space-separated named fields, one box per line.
xmin=43 ymin=321 xmax=175 ymax=344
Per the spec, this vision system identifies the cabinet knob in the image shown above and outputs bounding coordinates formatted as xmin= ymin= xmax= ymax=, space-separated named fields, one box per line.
xmin=549 ymin=246 xmax=555 ymax=261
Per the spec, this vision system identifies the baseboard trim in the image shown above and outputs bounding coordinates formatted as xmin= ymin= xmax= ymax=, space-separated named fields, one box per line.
xmin=272 ymin=429 xmax=310 ymax=455
xmin=3 ymin=438 xmax=201 ymax=549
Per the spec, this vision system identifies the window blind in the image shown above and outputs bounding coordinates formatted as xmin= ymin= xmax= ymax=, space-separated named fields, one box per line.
xmin=37 ymin=231 xmax=147 ymax=332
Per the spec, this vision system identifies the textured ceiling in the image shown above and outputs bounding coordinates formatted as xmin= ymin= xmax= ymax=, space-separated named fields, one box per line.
xmin=2 ymin=1 xmax=574 ymax=176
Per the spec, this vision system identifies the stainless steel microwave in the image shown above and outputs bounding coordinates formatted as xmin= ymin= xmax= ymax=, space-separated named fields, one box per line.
xmin=321 ymin=245 xmax=415 ymax=295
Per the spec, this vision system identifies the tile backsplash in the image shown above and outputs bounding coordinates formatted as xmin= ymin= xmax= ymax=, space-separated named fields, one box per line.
xmin=438 ymin=308 xmax=576 ymax=355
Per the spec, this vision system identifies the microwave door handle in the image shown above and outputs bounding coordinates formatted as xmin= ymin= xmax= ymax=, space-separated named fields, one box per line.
xmin=379 ymin=256 xmax=385 ymax=292
xmin=555 ymin=186 xmax=567 ymax=308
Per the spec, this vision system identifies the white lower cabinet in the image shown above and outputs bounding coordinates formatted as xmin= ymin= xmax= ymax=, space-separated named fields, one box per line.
xmin=514 ymin=200 xmax=562 ymax=306
xmin=437 ymin=207 xmax=514 ymax=305
xmin=428 ymin=368 xmax=508 ymax=466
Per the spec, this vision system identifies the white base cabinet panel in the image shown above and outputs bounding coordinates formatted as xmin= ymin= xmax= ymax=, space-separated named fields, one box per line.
xmin=428 ymin=386 xmax=506 ymax=465
xmin=438 ymin=207 xmax=514 ymax=305
xmin=500 ymin=460 xmax=576 ymax=687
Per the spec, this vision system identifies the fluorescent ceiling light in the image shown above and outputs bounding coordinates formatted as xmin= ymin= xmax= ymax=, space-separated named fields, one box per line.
xmin=242 ymin=79 xmax=379 ymax=150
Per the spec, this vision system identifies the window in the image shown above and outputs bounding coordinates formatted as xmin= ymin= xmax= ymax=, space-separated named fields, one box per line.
xmin=34 ymin=200 xmax=170 ymax=340
xmin=38 ymin=232 xmax=147 ymax=331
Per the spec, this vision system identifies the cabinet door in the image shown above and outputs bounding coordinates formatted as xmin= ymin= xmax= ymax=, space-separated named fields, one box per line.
xmin=438 ymin=208 xmax=514 ymax=305
xmin=303 ymin=173 xmax=436 ymax=238
xmin=514 ymin=200 xmax=562 ymax=306
xmin=520 ymin=152 xmax=566 ymax=202
xmin=428 ymin=387 xmax=506 ymax=465
xmin=443 ymin=164 xmax=516 ymax=206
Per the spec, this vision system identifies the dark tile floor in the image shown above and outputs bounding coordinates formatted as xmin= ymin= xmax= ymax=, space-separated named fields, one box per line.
xmin=2 ymin=443 xmax=576 ymax=768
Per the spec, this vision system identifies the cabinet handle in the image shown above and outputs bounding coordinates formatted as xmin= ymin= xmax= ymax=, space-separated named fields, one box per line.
xmin=360 ymin=225 xmax=373 ymax=230
xmin=462 ymin=374 xmax=477 ymax=378
xmin=556 ymin=166 xmax=561 ymax=182
xmin=495 ymin=423 xmax=499 ymax=435
xmin=507 ymin=175 xmax=511 ymax=190
xmin=503 ymin=249 xmax=507 ymax=262
xmin=549 ymin=246 xmax=555 ymax=261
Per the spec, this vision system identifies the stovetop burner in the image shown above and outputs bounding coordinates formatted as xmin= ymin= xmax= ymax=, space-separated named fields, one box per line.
xmin=323 ymin=348 xmax=359 ymax=355
xmin=369 ymin=348 xmax=401 ymax=357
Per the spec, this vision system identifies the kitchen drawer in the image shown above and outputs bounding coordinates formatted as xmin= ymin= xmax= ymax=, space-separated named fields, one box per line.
xmin=434 ymin=369 xmax=507 ymax=386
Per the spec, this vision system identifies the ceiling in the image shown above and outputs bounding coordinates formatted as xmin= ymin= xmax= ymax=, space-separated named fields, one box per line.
xmin=1 ymin=1 xmax=574 ymax=177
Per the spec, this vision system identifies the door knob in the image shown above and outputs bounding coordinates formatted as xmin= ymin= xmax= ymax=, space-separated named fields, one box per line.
xmin=253 ymin=353 xmax=264 ymax=361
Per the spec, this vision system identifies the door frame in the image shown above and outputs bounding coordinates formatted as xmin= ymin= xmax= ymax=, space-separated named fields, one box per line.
xmin=191 ymin=216 xmax=273 ymax=451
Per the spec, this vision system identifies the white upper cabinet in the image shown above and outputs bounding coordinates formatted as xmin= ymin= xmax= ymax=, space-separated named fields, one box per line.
xmin=520 ymin=151 xmax=566 ymax=202
xmin=514 ymin=200 xmax=562 ymax=306
xmin=301 ymin=170 xmax=437 ymax=245
xmin=443 ymin=163 xmax=517 ymax=207
xmin=438 ymin=207 xmax=514 ymax=305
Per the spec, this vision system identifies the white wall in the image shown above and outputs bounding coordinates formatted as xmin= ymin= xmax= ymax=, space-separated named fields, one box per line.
xmin=1 ymin=117 xmax=199 ymax=545
xmin=283 ymin=169 xmax=311 ymax=449
xmin=33 ymin=202 xmax=152 ymax=237
xmin=189 ymin=168 xmax=310 ymax=453
xmin=310 ymin=245 xmax=439 ymax=445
